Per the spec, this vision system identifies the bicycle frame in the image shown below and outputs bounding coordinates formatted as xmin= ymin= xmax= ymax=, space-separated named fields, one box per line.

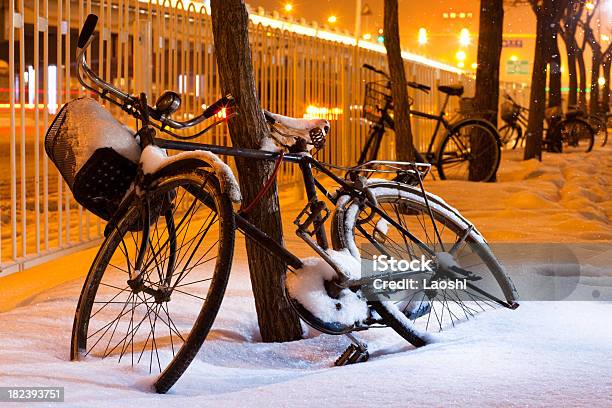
xmin=155 ymin=137 xmax=437 ymax=280
xmin=359 ymin=93 xmax=453 ymax=165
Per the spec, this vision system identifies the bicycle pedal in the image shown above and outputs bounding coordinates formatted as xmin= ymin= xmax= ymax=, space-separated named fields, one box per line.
xmin=294 ymin=198 xmax=330 ymax=236
xmin=334 ymin=344 xmax=369 ymax=366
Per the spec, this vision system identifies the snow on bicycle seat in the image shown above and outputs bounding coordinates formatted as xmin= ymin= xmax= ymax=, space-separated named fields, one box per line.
xmin=263 ymin=110 xmax=330 ymax=151
xmin=438 ymin=84 xmax=464 ymax=97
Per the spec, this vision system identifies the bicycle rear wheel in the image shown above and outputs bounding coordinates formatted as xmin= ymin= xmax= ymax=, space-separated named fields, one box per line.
xmin=332 ymin=183 xmax=518 ymax=348
xmin=437 ymin=120 xmax=501 ymax=182
xmin=561 ymin=118 xmax=595 ymax=153
xmin=590 ymin=115 xmax=608 ymax=147
xmin=71 ymin=167 xmax=235 ymax=393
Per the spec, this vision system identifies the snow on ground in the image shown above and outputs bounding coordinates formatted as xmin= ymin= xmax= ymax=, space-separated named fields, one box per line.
xmin=0 ymin=147 xmax=611 ymax=407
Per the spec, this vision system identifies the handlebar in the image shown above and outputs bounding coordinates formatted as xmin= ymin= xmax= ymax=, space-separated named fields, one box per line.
xmin=362 ymin=64 xmax=430 ymax=93
xmin=75 ymin=13 xmax=234 ymax=132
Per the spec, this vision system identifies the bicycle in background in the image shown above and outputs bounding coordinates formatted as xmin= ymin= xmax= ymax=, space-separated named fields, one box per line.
xmin=500 ymin=94 xmax=595 ymax=153
xmin=359 ymin=64 xmax=502 ymax=182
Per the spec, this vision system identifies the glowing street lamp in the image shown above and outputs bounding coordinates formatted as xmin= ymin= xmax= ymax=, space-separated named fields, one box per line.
xmin=363 ymin=33 xmax=372 ymax=40
xmin=459 ymin=28 xmax=471 ymax=46
xmin=598 ymin=76 xmax=606 ymax=87
xmin=586 ymin=2 xmax=595 ymax=11
xmin=418 ymin=27 xmax=428 ymax=45
xmin=284 ymin=3 xmax=293 ymax=13
xmin=455 ymin=50 xmax=467 ymax=62
xmin=328 ymin=15 xmax=337 ymax=24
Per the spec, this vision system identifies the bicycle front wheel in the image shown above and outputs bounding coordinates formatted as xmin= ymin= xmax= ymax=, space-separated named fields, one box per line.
xmin=71 ymin=167 xmax=235 ymax=394
xmin=332 ymin=183 xmax=518 ymax=348
xmin=499 ymin=124 xmax=521 ymax=149
xmin=561 ymin=118 xmax=595 ymax=153
xmin=437 ymin=120 xmax=501 ymax=182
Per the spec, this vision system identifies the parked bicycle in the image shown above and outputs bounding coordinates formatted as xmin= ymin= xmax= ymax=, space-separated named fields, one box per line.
xmin=47 ymin=15 xmax=519 ymax=394
xmin=359 ymin=64 xmax=501 ymax=182
xmin=499 ymin=94 xmax=595 ymax=153
xmin=566 ymin=106 xmax=608 ymax=147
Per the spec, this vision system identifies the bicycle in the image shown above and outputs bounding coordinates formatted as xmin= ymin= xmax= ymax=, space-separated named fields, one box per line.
xmin=359 ymin=64 xmax=502 ymax=182
xmin=48 ymin=15 xmax=519 ymax=394
xmin=500 ymin=94 xmax=595 ymax=153
xmin=499 ymin=94 xmax=528 ymax=149
xmin=566 ymin=105 xmax=608 ymax=147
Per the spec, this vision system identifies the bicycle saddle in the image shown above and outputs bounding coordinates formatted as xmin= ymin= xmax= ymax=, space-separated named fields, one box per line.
xmin=264 ymin=110 xmax=330 ymax=151
xmin=438 ymin=84 xmax=464 ymax=96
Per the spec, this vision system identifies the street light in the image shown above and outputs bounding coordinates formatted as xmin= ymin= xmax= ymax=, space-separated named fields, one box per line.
xmin=328 ymin=15 xmax=337 ymax=24
xmin=284 ymin=3 xmax=293 ymax=13
xmin=456 ymin=50 xmax=467 ymax=62
xmin=363 ymin=33 xmax=372 ymax=40
xmin=586 ymin=2 xmax=595 ymax=11
xmin=418 ymin=27 xmax=428 ymax=45
xmin=459 ymin=28 xmax=470 ymax=46
xmin=598 ymin=76 xmax=606 ymax=87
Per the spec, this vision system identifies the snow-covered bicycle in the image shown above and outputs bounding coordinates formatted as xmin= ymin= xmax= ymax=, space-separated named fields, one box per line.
xmin=47 ymin=15 xmax=519 ymax=393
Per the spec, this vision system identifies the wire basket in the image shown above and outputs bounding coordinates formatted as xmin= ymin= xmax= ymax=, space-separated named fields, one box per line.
xmin=45 ymin=98 xmax=140 ymax=221
xmin=363 ymin=81 xmax=393 ymax=122
xmin=501 ymin=101 xmax=521 ymax=123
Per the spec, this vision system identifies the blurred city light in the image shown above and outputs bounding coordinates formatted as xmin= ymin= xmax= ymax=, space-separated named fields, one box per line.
xmin=585 ymin=2 xmax=595 ymax=11
xmin=327 ymin=15 xmax=337 ymax=24
xmin=598 ymin=76 xmax=606 ymax=87
xmin=459 ymin=28 xmax=471 ymax=46
xmin=284 ymin=3 xmax=293 ymax=13
xmin=363 ymin=33 xmax=372 ymax=40
xmin=455 ymin=50 xmax=467 ymax=61
xmin=418 ymin=27 xmax=428 ymax=45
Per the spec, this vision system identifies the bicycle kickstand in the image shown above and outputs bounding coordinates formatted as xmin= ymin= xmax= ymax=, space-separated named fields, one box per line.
xmin=334 ymin=332 xmax=369 ymax=366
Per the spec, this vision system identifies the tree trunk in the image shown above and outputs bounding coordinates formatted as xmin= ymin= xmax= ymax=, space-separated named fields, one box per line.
xmin=210 ymin=0 xmax=302 ymax=342
xmin=383 ymin=0 xmax=414 ymax=161
xmin=566 ymin=49 xmax=578 ymax=106
xmin=577 ymin=48 xmax=588 ymax=108
xmin=589 ymin=46 xmax=602 ymax=115
xmin=472 ymin=0 xmax=503 ymax=182
xmin=603 ymin=58 xmax=611 ymax=114
xmin=566 ymin=48 xmax=578 ymax=106
xmin=548 ymin=31 xmax=562 ymax=108
xmin=524 ymin=5 xmax=552 ymax=160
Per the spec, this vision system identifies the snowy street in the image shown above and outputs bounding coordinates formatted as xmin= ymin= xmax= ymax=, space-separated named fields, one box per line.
xmin=1 ymin=147 xmax=611 ymax=407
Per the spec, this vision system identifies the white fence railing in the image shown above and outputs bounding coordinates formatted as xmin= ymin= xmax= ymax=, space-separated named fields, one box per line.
xmin=1 ymin=0 xmax=527 ymax=274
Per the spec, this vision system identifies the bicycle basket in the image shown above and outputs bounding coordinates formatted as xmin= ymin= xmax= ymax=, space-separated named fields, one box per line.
xmin=501 ymin=101 xmax=520 ymax=122
xmin=45 ymin=97 xmax=141 ymax=221
xmin=363 ymin=81 xmax=393 ymax=122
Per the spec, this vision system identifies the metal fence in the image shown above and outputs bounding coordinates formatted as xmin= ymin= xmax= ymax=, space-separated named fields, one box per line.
xmin=1 ymin=0 xmax=491 ymax=274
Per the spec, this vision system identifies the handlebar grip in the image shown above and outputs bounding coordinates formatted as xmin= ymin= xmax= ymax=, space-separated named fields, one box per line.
xmin=407 ymin=81 xmax=431 ymax=93
xmin=203 ymin=94 xmax=236 ymax=119
xmin=78 ymin=14 xmax=98 ymax=49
